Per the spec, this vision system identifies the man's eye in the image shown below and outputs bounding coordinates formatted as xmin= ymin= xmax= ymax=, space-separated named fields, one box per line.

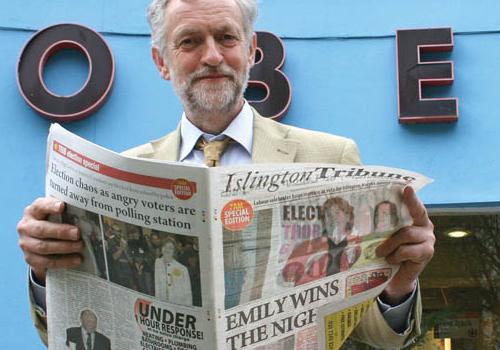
xmin=179 ymin=38 xmax=195 ymax=48
xmin=221 ymin=34 xmax=237 ymax=44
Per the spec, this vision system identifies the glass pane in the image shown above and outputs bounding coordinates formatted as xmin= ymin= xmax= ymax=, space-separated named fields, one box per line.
xmin=336 ymin=212 xmax=500 ymax=350
xmin=416 ymin=213 xmax=500 ymax=350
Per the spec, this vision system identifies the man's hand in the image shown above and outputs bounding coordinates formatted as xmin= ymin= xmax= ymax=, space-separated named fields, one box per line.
xmin=17 ymin=197 xmax=84 ymax=284
xmin=376 ymin=186 xmax=435 ymax=305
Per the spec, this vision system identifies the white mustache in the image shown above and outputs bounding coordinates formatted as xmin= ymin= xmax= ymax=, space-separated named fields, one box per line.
xmin=189 ymin=66 xmax=236 ymax=83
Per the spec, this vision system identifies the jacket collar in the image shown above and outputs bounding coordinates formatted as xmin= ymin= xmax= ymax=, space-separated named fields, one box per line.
xmin=133 ymin=109 xmax=299 ymax=163
xmin=140 ymin=124 xmax=180 ymax=161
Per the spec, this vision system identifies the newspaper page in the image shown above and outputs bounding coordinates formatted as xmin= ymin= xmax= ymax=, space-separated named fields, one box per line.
xmin=45 ymin=124 xmax=432 ymax=350
xmin=212 ymin=164 xmax=431 ymax=349
xmin=45 ymin=124 xmax=218 ymax=350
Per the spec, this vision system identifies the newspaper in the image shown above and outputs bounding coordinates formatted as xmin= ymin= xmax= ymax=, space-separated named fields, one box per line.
xmin=45 ymin=124 xmax=432 ymax=350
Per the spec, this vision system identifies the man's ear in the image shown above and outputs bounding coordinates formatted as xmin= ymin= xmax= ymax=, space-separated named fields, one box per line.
xmin=247 ymin=33 xmax=257 ymax=68
xmin=152 ymin=47 xmax=171 ymax=80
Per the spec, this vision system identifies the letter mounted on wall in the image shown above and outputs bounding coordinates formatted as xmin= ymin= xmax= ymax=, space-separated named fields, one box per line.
xmin=396 ymin=28 xmax=458 ymax=124
xmin=17 ymin=23 xmax=115 ymax=122
xmin=247 ymin=32 xmax=292 ymax=121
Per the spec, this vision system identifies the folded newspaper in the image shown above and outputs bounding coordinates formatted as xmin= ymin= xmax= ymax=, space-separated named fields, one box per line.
xmin=45 ymin=124 xmax=432 ymax=350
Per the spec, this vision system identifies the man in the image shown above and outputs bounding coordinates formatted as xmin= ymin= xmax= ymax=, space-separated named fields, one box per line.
xmin=154 ymin=238 xmax=193 ymax=306
xmin=127 ymin=225 xmax=154 ymax=295
xmin=65 ymin=309 xmax=110 ymax=350
xmin=322 ymin=197 xmax=359 ymax=275
xmin=146 ymin=230 xmax=164 ymax=260
xmin=104 ymin=223 xmax=136 ymax=289
xmin=64 ymin=212 xmax=99 ymax=276
xmin=374 ymin=200 xmax=399 ymax=232
xmin=282 ymin=197 xmax=355 ymax=286
xmin=17 ymin=0 xmax=435 ymax=348
xmin=176 ymin=237 xmax=202 ymax=307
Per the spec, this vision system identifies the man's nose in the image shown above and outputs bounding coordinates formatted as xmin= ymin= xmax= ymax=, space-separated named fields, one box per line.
xmin=201 ymin=37 xmax=223 ymax=67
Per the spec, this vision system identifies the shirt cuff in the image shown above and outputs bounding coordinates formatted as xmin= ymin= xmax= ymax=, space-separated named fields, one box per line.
xmin=29 ymin=268 xmax=47 ymax=312
xmin=376 ymin=284 xmax=417 ymax=334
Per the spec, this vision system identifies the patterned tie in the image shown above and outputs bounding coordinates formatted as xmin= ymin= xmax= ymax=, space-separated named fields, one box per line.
xmin=195 ymin=136 xmax=232 ymax=167
xmin=86 ymin=332 xmax=92 ymax=350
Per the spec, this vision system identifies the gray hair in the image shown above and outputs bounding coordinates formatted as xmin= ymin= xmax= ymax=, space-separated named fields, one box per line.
xmin=147 ymin=0 xmax=258 ymax=56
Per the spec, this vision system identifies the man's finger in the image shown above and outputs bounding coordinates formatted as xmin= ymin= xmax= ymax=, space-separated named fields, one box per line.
xmin=19 ymin=235 xmax=84 ymax=256
xmin=25 ymin=253 xmax=82 ymax=271
xmin=17 ymin=219 xmax=79 ymax=241
xmin=385 ymin=242 xmax=434 ymax=265
xmin=403 ymin=186 xmax=431 ymax=227
xmin=376 ymin=226 xmax=430 ymax=257
xmin=24 ymin=197 xmax=65 ymax=220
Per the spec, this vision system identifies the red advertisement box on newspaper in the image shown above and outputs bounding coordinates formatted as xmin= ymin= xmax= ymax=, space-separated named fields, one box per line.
xmin=221 ymin=199 xmax=254 ymax=231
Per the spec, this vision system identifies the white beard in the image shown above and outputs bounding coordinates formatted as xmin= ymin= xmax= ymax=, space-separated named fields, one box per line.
xmin=171 ymin=64 xmax=249 ymax=115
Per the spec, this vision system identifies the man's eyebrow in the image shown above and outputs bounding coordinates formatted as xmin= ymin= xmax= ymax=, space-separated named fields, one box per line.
xmin=172 ymin=27 xmax=201 ymax=40
xmin=214 ymin=23 xmax=241 ymax=35
xmin=170 ymin=22 xmax=241 ymax=41
xmin=215 ymin=23 xmax=237 ymax=32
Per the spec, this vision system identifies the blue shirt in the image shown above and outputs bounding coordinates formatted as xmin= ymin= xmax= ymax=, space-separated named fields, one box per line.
xmin=179 ymin=100 xmax=254 ymax=166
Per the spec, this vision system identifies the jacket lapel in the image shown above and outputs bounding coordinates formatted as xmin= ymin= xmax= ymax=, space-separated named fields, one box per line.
xmin=251 ymin=112 xmax=298 ymax=163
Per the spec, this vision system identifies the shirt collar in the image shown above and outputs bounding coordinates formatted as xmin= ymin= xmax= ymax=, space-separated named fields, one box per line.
xmin=179 ymin=100 xmax=254 ymax=161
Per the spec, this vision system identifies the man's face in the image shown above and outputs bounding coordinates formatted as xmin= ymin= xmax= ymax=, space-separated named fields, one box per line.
xmin=153 ymin=0 xmax=256 ymax=115
xmin=107 ymin=224 xmax=121 ymax=238
xmin=357 ymin=203 xmax=372 ymax=235
xmin=81 ymin=311 xmax=97 ymax=333
xmin=324 ymin=205 xmax=349 ymax=244
xmin=150 ymin=234 xmax=162 ymax=247
xmin=325 ymin=206 xmax=348 ymax=231
xmin=376 ymin=203 xmax=393 ymax=231
xmin=162 ymin=241 xmax=176 ymax=261
xmin=128 ymin=229 xmax=140 ymax=241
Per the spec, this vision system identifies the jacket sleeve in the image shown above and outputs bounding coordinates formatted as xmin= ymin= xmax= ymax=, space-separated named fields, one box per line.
xmin=351 ymin=285 xmax=422 ymax=348
xmin=28 ymin=282 xmax=48 ymax=346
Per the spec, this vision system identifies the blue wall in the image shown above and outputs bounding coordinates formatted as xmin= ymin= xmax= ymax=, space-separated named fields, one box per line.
xmin=1 ymin=0 xmax=500 ymax=348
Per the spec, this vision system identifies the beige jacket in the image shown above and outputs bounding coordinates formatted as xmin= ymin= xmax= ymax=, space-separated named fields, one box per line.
xmin=31 ymin=112 xmax=421 ymax=349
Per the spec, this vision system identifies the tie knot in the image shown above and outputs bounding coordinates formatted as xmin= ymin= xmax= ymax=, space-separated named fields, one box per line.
xmin=195 ymin=136 xmax=232 ymax=167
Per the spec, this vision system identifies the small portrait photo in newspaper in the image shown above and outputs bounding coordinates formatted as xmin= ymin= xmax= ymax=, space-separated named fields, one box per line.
xmin=65 ymin=309 xmax=111 ymax=350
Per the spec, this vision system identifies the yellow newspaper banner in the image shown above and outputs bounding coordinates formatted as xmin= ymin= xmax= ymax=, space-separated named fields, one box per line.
xmin=323 ymin=299 xmax=374 ymax=350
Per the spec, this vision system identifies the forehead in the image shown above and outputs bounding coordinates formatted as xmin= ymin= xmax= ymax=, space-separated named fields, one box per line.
xmin=326 ymin=204 xmax=342 ymax=213
xmin=165 ymin=0 xmax=244 ymax=37
xmin=82 ymin=311 xmax=96 ymax=320
xmin=378 ymin=203 xmax=391 ymax=211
